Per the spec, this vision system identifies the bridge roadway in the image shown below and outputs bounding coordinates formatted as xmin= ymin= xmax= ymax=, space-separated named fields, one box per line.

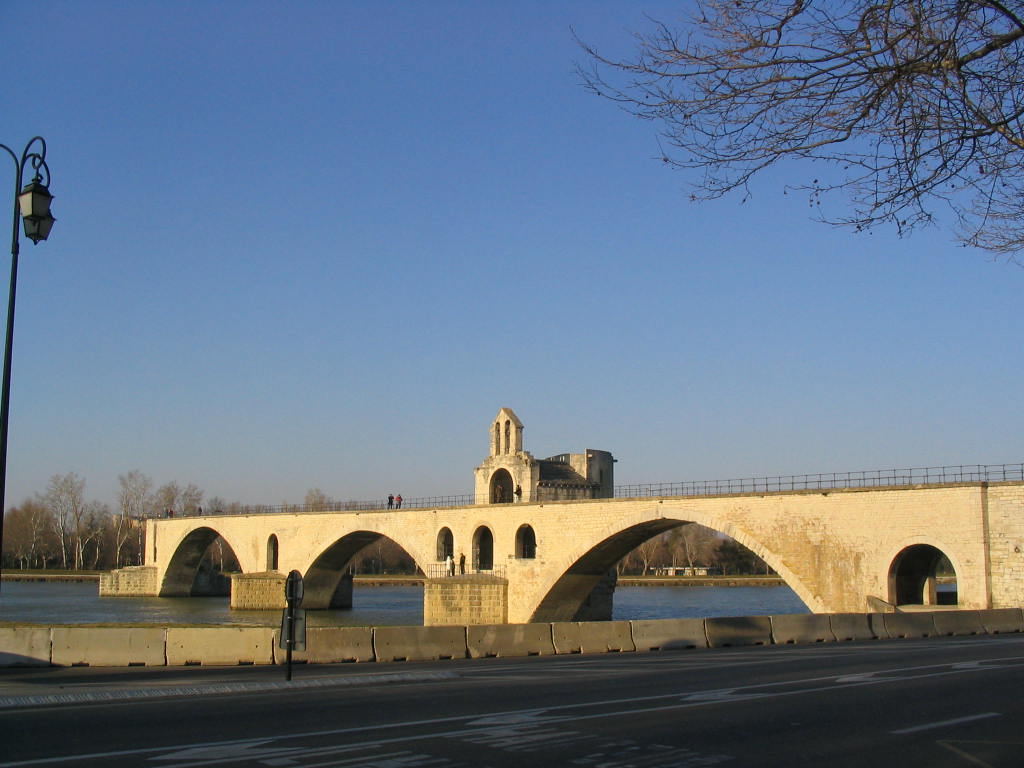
xmin=128 ymin=480 xmax=1024 ymax=622
xmin=2 ymin=633 xmax=1024 ymax=767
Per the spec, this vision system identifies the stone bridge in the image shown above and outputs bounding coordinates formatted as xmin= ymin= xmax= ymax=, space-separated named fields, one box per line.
xmin=104 ymin=480 xmax=1024 ymax=624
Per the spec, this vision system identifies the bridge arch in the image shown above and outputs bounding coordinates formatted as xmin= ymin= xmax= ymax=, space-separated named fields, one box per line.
xmin=888 ymin=541 xmax=959 ymax=607
xmin=527 ymin=505 xmax=820 ymax=622
xmin=160 ymin=526 xmax=242 ymax=597
xmin=301 ymin=530 xmax=407 ymax=609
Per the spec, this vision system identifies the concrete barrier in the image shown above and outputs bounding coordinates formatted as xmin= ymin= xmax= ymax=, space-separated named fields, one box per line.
xmin=550 ymin=622 xmax=584 ymax=654
xmin=979 ymin=608 xmax=1024 ymax=634
xmin=578 ymin=621 xmax=635 ymax=653
xmin=704 ymin=616 xmax=773 ymax=648
xmin=630 ymin=618 xmax=708 ymax=651
xmin=0 ymin=626 xmax=51 ymax=666
xmin=881 ymin=612 xmax=937 ymax=639
xmin=868 ymin=613 xmax=891 ymax=639
xmin=166 ymin=627 xmax=276 ymax=665
xmin=770 ymin=614 xmax=835 ymax=644
xmin=373 ymin=625 xmax=467 ymax=662
xmin=466 ymin=623 xmax=555 ymax=658
xmin=52 ymin=627 xmax=166 ymax=667
xmin=550 ymin=621 xmax=635 ymax=654
xmin=281 ymin=627 xmax=375 ymax=664
xmin=932 ymin=610 xmax=985 ymax=636
xmin=827 ymin=613 xmax=877 ymax=641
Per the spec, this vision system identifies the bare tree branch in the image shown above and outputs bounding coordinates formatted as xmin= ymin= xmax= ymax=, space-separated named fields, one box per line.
xmin=577 ymin=0 xmax=1024 ymax=256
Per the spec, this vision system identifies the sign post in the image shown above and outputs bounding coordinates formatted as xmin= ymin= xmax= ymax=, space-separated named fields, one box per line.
xmin=280 ymin=570 xmax=306 ymax=681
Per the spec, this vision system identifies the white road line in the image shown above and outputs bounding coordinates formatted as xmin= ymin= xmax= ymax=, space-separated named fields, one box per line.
xmin=891 ymin=713 xmax=1001 ymax=735
xmin=3 ymin=658 xmax=1022 ymax=767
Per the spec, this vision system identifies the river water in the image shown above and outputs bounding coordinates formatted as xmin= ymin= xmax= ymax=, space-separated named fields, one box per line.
xmin=0 ymin=581 xmax=808 ymax=626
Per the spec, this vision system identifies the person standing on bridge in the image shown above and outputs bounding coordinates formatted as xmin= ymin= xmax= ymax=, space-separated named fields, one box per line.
xmin=459 ymin=552 xmax=466 ymax=574
xmin=445 ymin=553 xmax=454 ymax=576
xmin=395 ymin=494 xmax=402 ymax=508
xmin=387 ymin=494 xmax=394 ymax=509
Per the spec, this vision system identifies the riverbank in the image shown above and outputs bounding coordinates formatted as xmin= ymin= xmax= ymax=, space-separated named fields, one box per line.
xmin=0 ymin=571 xmax=783 ymax=588
xmin=1 ymin=572 xmax=101 ymax=583
xmin=618 ymin=576 xmax=783 ymax=587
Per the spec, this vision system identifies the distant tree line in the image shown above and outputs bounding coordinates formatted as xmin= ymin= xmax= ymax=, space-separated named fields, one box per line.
xmin=1 ymin=470 xmax=215 ymax=571
xmin=617 ymin=524 xmax=772 ymax=577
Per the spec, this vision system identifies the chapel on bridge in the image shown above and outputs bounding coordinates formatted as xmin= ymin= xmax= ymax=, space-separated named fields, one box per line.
xmin=473 ymin=407 xmax=614 ymax=504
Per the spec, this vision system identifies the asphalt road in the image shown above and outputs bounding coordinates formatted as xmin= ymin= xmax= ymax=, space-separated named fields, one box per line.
xmin=2 ymin=634 xmax=1023 ymax=767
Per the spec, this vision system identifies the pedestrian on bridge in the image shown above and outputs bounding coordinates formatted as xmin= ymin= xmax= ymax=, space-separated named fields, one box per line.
xmin=395 ymin=494 xmax=403 ymax=508
xmin=445 ymin=554 xmax=454 ymax=576
xmin=387 ymin=494 xmax=394 ymax=509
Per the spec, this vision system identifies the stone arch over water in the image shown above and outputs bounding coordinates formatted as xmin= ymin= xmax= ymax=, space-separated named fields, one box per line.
xmin=526 ymin=507 xmax=816 ymax=623
xmin=160 ymin=526 xmax=241 ymax=597
xmin=302 ymin=530 xmax=422 ymax=610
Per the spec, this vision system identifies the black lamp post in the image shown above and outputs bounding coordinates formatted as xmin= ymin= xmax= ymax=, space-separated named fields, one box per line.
xmin=0 ymin=137 xmax=55 ymax=575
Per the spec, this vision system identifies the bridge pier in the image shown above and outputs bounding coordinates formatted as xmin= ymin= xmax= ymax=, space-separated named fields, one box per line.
xmin=424 ymin=573 xmax=508 ymax=625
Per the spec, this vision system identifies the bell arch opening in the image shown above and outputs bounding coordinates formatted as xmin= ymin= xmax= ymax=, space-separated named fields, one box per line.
xmin=161 ymin=526 xmax=241 ymax=597
xmin=889 ymin=544 xmax=958 ymax=607
xmin=489 ymin=469 xmax=514 ymax=504
xmin=516 ymin=524 xmax=537 ymax=559
xmin=473 ymin=526 xmax=494 ymax=571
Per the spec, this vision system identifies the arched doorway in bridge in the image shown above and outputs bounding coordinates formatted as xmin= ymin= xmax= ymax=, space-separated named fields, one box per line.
xmin=436 ymin=527 xmax=453 ymax=561
xmin=889 ymin=544 xmax=958 ymax=607
xmin=516 ymin=524 xmax=536 ymax=559
xmin=489 ymin=469 xmax=514 ymax=503
xmin=473 ymin=526 xmax=494 ymax=571
xmin=267 ymin=534 xmax=279 ymax=571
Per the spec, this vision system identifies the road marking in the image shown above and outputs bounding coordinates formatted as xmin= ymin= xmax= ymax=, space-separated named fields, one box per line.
xmin=891 ymin=713 xmax=1001 ymax=735
xmin=3 ymin=656 xmax=1023 ymax=767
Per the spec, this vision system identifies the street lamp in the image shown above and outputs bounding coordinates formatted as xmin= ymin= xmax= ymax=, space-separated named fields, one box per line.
xmin=0 ymin=137 xmax=55 ymax=575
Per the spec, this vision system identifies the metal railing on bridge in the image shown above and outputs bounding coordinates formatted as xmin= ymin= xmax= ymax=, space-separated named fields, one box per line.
xmin=613 ymin=462 xmax=1024 ymax=499
xmin=148 ymin=462 xmax=1023 ymax=518
xmin=424 ymin=563 xmax=507 ymax=580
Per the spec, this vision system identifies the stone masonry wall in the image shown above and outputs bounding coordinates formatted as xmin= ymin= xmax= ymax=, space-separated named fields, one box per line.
xmin=985 ymin=484 xmax=1024 ymax=607
xmin=98 ymin=565 xmax=158 ymax=596
xmin=424 ymin=576 xmax=508 ymax=626
xmin=230 ymin=572 xmax=286 ymax=610
xmin=141 ymin=481 xmax=1020 ymax=625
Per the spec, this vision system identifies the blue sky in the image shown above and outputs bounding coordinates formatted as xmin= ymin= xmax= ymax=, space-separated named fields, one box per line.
xmin=0 ymin=1 xmax=1020 ymax=511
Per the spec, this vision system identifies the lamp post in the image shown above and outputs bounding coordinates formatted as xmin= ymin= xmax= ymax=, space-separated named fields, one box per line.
xmin=0 ymin=137 xmax=55 ymax=575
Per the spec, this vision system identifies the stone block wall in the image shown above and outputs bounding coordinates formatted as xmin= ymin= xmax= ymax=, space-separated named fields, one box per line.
xmin=985 ymin=484 xmax=1024 ymax=607
xmin=424 ymin=575 xmax=507 ymax=626
xmin=230 ymin=571 xmax=286 ymax=609
xmin=98 ymin=565 xmax=158 ymax=596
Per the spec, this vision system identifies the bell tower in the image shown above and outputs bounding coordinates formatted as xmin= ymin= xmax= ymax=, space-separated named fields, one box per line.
xmin=474 ymin=407 xmax=538 ymax=504
xmin=491 ymin=407 xmax=524 ymax=456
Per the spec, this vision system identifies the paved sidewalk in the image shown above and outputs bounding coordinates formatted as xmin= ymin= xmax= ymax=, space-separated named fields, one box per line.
xmin=0 ymin=663 xmax=457 ymax=709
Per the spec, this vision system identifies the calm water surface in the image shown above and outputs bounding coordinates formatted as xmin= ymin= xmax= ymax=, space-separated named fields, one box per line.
xmin=0 ymin=581 xmax=808 ymax=626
